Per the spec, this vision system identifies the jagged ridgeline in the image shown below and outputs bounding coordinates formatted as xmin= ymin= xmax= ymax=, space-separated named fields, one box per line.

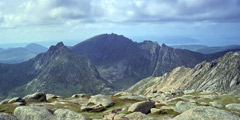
xmin=0 ymin=33 xmax=237 ymax=100
xmin=128 ymin=51 xmax=240 ymax=96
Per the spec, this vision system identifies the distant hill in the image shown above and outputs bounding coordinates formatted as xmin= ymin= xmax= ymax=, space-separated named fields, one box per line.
xmin=0 ymin=43 xmax=47 ymax=64
xmin=128 ymin=51 xmax=240 ymax=96
xmin=172 ymin=44 xmax=240 ymax=54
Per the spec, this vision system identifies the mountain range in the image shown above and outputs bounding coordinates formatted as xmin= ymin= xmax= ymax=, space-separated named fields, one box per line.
xmin=0 ymin=43 xmax=48 ymax=64
xmin=0 ymin=33 xmax=239 ymax=100
xmin=172 ymin=44 xmax=240 ymax=54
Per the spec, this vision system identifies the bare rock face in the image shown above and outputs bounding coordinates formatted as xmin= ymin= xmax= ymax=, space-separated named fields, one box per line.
xmin=14 ymin=106 xmax=56 ymax=120
xmin=88 ymin=94 xmax=114 ymax=107
xmin=54 ymin=109 xmax=89 ymax=120
xmin=172 ymin=106 xmax=240 ymax=120
xmin=209 ymin=101 xmax=223 ymax=108
xmin=128 ymin=101 xmax=155 ymax=114
xmin=128 ymin=52 xmax=240 ymax=96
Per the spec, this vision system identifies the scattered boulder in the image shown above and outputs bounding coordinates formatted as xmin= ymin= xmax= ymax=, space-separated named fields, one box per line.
xmin=0 ymin=99 xmax=10 ymax=105
xmin=88 ymin=94 xmax=114 ymax=107
xmin=54 ymin=109 xmax=89 ymax=120
xmin=114 ymin=113 xmax=128 ymax=120
xmin=125 ymin=112 xmax=157 ymax=120
xmin=119 ymin=96 xmax=147 ymax=101
xmin=150 ymin=108 xmax=161 ymax=113
xmin=183 ymin=90 xmax=195 ymax=94
xmin=46 ymin=94 xmax=58 ymax=101
xmin=209 ymin=101 xmax=223 ymax=108
xmin=225 ymin=103 xmax=240 ymax=111
xmin=170 ymin=89 xmax=184 ymax=96
xmin=23 ymin=92 xmax=47 ymax=102
xmin=114 ymin=92 xmax=133 ymax=97
xmin=0 ymin=113 xmax=18 ymax=120
xmin=14 ymin=106 xmax=56 ymax=120
xmin=128 ymin=101 xmax=155 ymax=114
xmin=8 ymin=97 xmax=26 ymax=105
xmin=81 ymin=104 xmax=106 ymax=112
xmin=199 ymin=102 xmax=208 ymax=106
xmin=175 ymin=101 xmax=197 ymax=113
xmin=71 ymin=94 xmax=88 ymax=98
xmin=199 ymin=95 xmax=217 ymax=99
xmin=166 ymin=97 xmax=189 ymax=103
xmin=172 ymin=106 xmax=240 ymax=120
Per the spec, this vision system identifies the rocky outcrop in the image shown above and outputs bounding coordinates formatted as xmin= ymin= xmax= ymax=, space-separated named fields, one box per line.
xmin=172 ymin=106 xmax=240 ymax=120
xmin=128 ymin=101 xmax=155 ymax=114
xmin=23 ymin=93 xmax=46 ymax=102
xmin=14 ymin=106 xmax=56 ymax=120
xmin=128 ymin=52 xmax=240 ymax=96
xmin=54 ymin=109 xmax=89 ymax=120
xmin=226 ymin=103 xmax=240 ymax=111
xmin=88 ymin=94 xmax=114 ymax=107
xmin=175 ymin=101 xmax=197 ymax=113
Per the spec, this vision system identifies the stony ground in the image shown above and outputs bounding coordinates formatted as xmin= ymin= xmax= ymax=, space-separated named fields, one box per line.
xmin=0 ymin=90 xmax=240 ymax=120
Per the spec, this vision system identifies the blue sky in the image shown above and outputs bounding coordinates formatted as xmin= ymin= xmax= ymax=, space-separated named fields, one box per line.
xmin=0 ymin=0 xmax=240 ymax=48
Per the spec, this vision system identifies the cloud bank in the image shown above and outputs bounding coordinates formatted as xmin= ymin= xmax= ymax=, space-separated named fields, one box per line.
xmin=0 ymin=0 xmax=240 ymax=28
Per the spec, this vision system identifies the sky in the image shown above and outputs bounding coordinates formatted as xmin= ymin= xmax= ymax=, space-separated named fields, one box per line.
xmin=0 ymin=0 xmax=240 ymax=48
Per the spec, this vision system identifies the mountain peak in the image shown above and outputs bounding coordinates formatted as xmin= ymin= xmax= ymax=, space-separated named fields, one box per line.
xmin=48 ymin=42 xmax=68 ymax=53
xmin=161 ymin=43 xmax=167 ymax=47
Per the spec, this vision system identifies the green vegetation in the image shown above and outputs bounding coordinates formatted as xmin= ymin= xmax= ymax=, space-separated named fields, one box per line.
xmin=0 ymin=104 xmax=18 ymax=114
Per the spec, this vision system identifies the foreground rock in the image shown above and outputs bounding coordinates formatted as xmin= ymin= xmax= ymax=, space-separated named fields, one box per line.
xmin=128 ymin=101 xmax=155 ymax=114
xmin=14 ymin=106 xmax=56 ymax=120
xmin=46 ymin=94 xmax=58 ymax=101
xmin=88 ymin=94 xmax=114 ymax=107
xmin=226 ymin=103 xmax=240 ymax=111
xmin=0 ymin=113 xmax=18 ymax=120
xmin=209 ymin=101 xmax=223 ymax=108
xmin=81 ymin=104 xmax=106 ymax=112
xmin=119 ymin=95 xmax=147 ymax=101
xmin=125 ymin=112 xmax=157 ymax=120
xmin=175 ymin=101 xmax=197 ymax=113
xmin=54 ymin=109 xmax=89 ymax=120
xmin=23 ymin=92 xmax=47 ymax=102
xmin=172 ymin=106 xmax=240 ymax=120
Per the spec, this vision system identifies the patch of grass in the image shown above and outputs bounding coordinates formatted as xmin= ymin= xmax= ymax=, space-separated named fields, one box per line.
xmin=148 ymin=109 xmax=180 ymax=118
xmin=0 ymin=104 xmax=18 ymax=114
xmin=215 ymin=95 xmax=240 ymax=105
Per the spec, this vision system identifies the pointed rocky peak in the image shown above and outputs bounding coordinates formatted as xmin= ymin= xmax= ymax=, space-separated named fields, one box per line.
xmin=48 ymin=42 xmax=67 ymax=52
xmin=161 ymin=43 xmax=167 ymax=48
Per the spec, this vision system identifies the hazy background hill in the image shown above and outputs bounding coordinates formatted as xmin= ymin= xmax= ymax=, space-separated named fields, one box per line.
xmin=172 ymin=44 xmax=240 ymax=54
xmin=0 ymin=43 xmax=48 ymax=64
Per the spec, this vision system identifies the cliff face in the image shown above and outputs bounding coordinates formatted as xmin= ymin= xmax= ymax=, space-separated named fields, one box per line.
xmin=128 ymin=52 xmax=240 ymax=96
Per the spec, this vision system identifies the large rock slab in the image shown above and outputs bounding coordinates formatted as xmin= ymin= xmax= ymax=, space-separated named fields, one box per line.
xmin=209 ymin=101 xmax=223 ymax=108
xmin=14 ymin=106 xmax=56 ymax=120
xmin=0 ymin=99 xmax=10 ymax=105
xmin=125 ymin=112 xmax=157 ymax=120
xmin=88 ymin=94 xmax=114 ymax=107
xmin=172 ymin=106 xmax=240 ymax=120
xmin=23 ymin=92 xmax=47 ymax=102
xmin=46 ymin=94 xmax=58 ymax=101
xmin=119 ymin=96 xmax=147 ymax=101
xmin=175 ymin=101 xmax=197 ymax=113
xmin=226 ymin=103 xmax=240 ymax=111
xmin=0 ymin=113 xmax=18 ymax=120
xmin=128 ymin=101 xmax=155 ymax=114
xmin=81 ymin=104 xmax=106 ymax=112
xmin=54 ymin=109 xmax=89 ymax=120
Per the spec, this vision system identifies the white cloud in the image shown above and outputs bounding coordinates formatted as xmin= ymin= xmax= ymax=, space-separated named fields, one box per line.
xmin=0 ymin=0 xmax=240 ymax=29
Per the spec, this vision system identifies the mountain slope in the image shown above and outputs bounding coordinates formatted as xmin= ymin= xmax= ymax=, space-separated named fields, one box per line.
xmin=0 ymin=43 xmax=47 ymax=64
xmin=71 ymin=33 xmax=235 ymax=90
xmin=128 ymin=51 xmax=240 ymax=96
xmin=0 ymin=42 xmax=111 ymax=100
xmin=172 ymin=44 xmax=240 ymax=54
